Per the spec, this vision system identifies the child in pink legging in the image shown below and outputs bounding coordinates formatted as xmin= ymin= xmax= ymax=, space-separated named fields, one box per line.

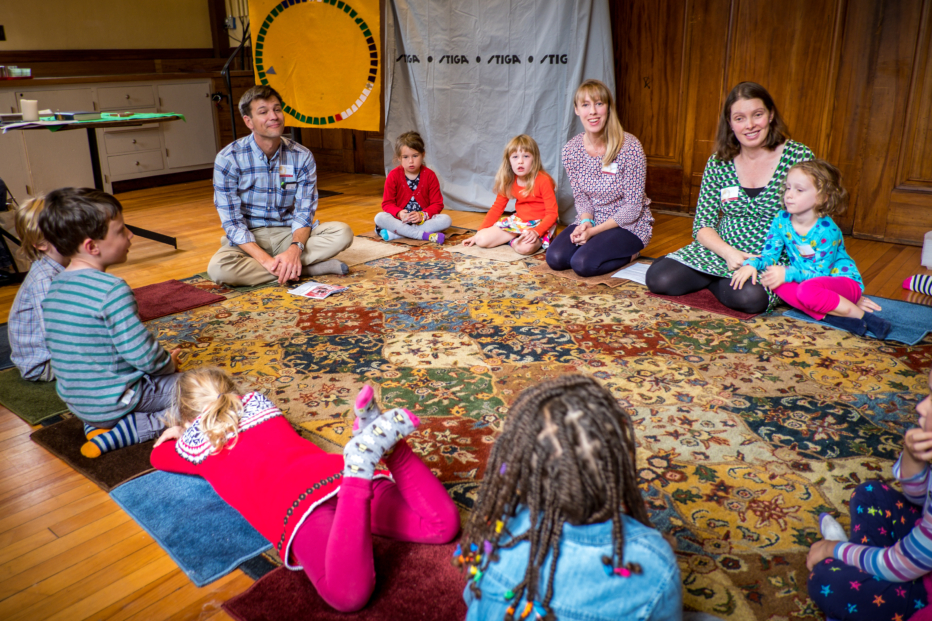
xmin=731 ymin=159 xmax=891 ymax=339
xmin=150 ymin=367 xmax=459 ymax=612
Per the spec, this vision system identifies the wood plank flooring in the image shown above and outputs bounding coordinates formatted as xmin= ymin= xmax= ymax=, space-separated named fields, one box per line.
xmin=1 ymin=172 xmax=930 ymax=620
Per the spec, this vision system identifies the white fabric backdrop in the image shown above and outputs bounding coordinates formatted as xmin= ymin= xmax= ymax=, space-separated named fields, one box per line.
xmin=383 ymin=0 xmax=614 ymax=222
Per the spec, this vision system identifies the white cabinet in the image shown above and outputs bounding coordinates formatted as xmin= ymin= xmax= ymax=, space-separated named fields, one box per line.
xmin=0 ymin=79 xmax=219 ymax=197
xmin=16 ymin=88 xmax=95 ymax=194
xmin=157 ymin=83 xmax=217 ymax=170
xmin=0 ymin=92 xmax=30 ymax=204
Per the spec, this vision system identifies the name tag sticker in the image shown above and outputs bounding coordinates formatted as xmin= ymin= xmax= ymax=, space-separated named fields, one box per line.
xmin=279 ymin=165 xmax=294 ymax=178
xmin=796 ymin=244 xmax=816 ymax=257
xmin=119 ymin=387 xmax=136 ymax=406
xmin=721 ymin=186 xmax=740 ymax=202
xmin=601 ymin=162 xmax=618 ymax=175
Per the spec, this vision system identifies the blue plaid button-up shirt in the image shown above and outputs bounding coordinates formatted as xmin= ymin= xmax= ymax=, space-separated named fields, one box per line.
xmin=8 ymin=255 xmax=64 ymax=380
xmin=213 ymin=134 xmax=318 ymax=246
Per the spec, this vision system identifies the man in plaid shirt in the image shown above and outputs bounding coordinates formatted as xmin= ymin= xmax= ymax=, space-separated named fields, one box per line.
xmin=207 ymin=85 xmax=353 ymax=286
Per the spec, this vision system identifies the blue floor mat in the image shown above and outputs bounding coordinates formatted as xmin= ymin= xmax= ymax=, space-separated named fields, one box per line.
xmin=110 ymin=470 xmax=271 ymax=587
xmin=783 ymin=295 xmax=932 ymax=346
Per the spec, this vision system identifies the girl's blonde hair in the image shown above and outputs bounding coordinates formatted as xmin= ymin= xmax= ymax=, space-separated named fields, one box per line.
xmin=493 ymin=134 xmax=546 ymax=199
xmin=574 ymin=79 xmax=625 ymax=167
xmin=14 ymin=196 xmax=48 ymax=263
xmin=170 ymin=367 xmax=243 ymax=453
xmin=787 ymin=159 xmax=849 ymax=217
xmin=393 ymin=131 xmax=425 ymax=160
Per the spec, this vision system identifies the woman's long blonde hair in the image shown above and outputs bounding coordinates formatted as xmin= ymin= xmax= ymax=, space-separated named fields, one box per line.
xmin=574 ymin=79 xmax=625 ymax=167
xmin=493 ymin=134 xmax=547 ymax=199
xmin=170 ymin=367 xmax=243 ymax=453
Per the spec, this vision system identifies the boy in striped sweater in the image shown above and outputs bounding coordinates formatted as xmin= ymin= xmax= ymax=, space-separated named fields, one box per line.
xmin=38 ymin=188 xmax=181 ymax=458
xmin=807 ymin=366 xmax=932 ymax=621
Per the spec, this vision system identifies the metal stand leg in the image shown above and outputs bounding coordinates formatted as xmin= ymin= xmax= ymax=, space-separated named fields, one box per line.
xmin=85 ymin=127 xmax=178 ymax=249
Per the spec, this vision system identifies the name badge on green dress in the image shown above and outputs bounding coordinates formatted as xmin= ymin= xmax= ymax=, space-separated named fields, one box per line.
xmin=721 ymin=186 xmax=740 ymax=202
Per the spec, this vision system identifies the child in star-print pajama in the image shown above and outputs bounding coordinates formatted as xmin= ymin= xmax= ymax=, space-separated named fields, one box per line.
xmin=807 ymin=368 xmax=932 ymax=621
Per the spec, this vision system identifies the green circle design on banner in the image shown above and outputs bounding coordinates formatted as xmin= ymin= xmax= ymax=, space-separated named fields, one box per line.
xmin=254 ymin=0 xmax=378 ymax=125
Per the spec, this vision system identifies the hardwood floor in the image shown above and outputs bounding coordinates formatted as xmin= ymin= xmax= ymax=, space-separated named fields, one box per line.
xmin=0 ymin=172 xmax=929 ymax=620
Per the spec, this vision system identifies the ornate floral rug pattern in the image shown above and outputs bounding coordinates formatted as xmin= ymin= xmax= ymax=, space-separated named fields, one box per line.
xmin=150 ymin=247 xmax=932 ymax=620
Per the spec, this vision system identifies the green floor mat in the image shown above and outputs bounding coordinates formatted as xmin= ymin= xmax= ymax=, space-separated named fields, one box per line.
xmin=0 ymin=367 xmax=70 ymax=425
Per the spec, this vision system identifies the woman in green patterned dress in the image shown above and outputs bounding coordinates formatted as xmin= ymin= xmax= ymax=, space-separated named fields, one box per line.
xmin=646 ymin=82 xmax=814 ymax=314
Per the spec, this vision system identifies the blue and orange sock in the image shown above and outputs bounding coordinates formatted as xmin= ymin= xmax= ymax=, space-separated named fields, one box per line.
xmin=83 ymin=422 xmax=107 ymax=441
xmin=80 ymin=416 xmax=140 ymax=458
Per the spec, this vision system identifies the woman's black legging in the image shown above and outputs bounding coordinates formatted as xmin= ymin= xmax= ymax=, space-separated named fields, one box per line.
xmin=645 ymin=257 xmax=769 ymax=314
xmin=546 ymin=224 xmax=644 ymax=277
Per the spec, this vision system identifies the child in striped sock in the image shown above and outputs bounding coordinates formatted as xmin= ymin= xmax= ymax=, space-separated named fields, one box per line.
xmin=807 ymin=367 xmax=932 ymax=621
xmin=151 ymin=369 xmax=459 ymax=612
xmin=37 ymin=188 xmax=182 ymax=458
xmin=904 ymin=274 xmax=932 ymax=297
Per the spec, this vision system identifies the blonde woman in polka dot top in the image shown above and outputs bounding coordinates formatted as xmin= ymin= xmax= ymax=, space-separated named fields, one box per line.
xmin=545 ymin=79 xmax=653 ymax=277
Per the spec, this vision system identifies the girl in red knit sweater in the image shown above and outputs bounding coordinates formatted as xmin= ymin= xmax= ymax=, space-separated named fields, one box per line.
xmin=462 ymin=134 xmax=559 ymax=256
xmin=376 ymin=131 xmax=452 ymax=244
xmin=150 ymin=368 xmax=460 ymax=612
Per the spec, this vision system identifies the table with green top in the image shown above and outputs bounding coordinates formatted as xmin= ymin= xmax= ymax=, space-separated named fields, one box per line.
xmin=5 ymin=112 xmax=187 ymax=248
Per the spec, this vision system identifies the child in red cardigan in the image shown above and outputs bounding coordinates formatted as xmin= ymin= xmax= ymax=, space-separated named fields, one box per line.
xmin=376 ymin=131 xmax=451 ymax=244
xmin=150 ymin=368 xmax=459 ymax=613
xmin=462 ymin=134 xmax=559 ymax=256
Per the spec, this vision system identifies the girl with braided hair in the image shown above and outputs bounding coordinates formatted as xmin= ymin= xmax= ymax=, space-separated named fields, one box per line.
xmin=459 ymin=374 xmax=681 ymax=620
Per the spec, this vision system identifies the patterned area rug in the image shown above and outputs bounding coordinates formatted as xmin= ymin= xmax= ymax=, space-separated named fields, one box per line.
xmin=163 ymin=247 xmax=932 ymax=620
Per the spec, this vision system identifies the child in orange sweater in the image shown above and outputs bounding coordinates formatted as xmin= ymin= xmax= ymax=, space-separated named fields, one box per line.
xmin=462 ymin=135 xmax=558 ymax=256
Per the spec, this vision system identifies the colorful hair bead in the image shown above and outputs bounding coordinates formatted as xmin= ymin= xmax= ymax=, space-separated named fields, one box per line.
xmin=495 ymin=520 xmax=504 ymax=533
xmin=504 ymin=589 xmax=515 ymax=601
xmin=484 ymin=540 xmax=493 ymax=556
xmin=614 ymin=567 xmax=631 ymax=578
xmin=470 ymin=543 xmax=479 ymax=553
xmin=500 ymin=462 xmax=507 ymax=475
xmin=533 ymin=602 xmax=547 ymax=617
xmin=469 ymin=565 xmax=478 ymax=576
xmin=506 ymin=605 xmax=516 ymax=616
xmin=453 ymin=544 xmax=462 ymax=557
xmin=473 ymin=569 xmax=483 ymax=583
xmin=520 ymin=602 xmax=534 ymax=619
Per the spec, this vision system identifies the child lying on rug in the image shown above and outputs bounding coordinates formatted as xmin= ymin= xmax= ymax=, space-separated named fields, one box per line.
xmin=38 ymin=188 xmax=181 ymax=458
xmin=376 ymin=131 xmax=451 ymax=244
xmin=807 ymin=366 xmax=932 ymax=621
xmin=151 ymin=368 xmax=460 ymax=613
xmin=458 ymin=374 xmax=682 ymax=621
xmin=731 ymin=159 xmax=891 ymax=339
xmin=462 ymin=134 xmax=558 ymax=256
xmin=8 ymin=195 xmax=69 ymax=381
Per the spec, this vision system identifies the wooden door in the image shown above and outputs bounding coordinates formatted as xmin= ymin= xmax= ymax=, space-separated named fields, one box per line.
xmin=611 ymin=0 xmax=932 ymax=246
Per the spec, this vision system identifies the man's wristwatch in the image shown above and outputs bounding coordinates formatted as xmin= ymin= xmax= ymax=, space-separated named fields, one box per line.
xmin=291 ymin=241 xmax=305 ymax=252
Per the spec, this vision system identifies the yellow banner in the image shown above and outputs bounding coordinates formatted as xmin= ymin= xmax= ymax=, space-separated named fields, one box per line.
xmin=249 ymin=0 xmax=381 ymax=130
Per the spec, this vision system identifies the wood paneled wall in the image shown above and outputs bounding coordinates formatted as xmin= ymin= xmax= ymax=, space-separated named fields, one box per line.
xmin=611 ymin=0 xmax=932 ymax=246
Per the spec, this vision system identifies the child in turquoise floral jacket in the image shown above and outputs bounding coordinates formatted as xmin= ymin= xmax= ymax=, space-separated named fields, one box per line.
xmin=731 ymin=160 xmax=891 ymax=339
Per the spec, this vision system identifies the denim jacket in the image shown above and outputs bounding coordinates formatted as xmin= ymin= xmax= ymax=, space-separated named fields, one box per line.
xmin=465 ymin=507 xmax=682 ymax=621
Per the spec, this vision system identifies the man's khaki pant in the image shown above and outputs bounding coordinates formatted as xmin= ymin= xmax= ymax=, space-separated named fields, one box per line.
xmin=206 ymin=223 xmax=353 ymax=286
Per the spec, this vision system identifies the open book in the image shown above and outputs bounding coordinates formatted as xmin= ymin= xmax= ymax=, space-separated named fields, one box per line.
xmin=288 ymin=281 xmax=347 ymax=299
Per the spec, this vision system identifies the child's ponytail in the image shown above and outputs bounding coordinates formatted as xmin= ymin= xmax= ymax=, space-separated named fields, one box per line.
xmin=171 ymin=367 xmax=243 ymax=453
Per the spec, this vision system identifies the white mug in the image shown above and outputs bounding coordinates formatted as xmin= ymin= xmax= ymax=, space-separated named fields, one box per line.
xmin=20 ymin=99 xmax=39 ymax=122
